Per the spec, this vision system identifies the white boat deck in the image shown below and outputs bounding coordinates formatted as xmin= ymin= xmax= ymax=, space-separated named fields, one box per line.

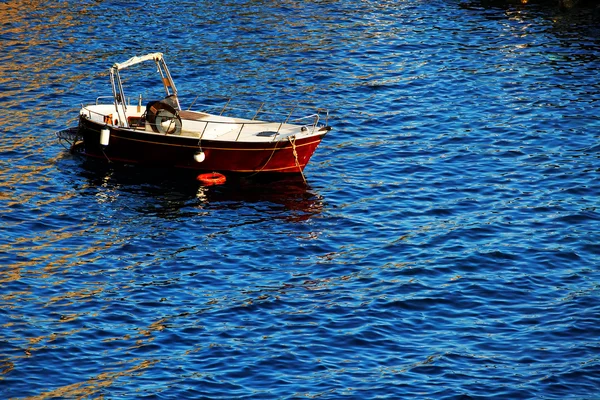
xmin=81 ymin=104 xmax=321 ymax=142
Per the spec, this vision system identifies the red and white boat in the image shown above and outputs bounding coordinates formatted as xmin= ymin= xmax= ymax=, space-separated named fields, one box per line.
xmin=58 ymin=53 xmax=330 ymax=177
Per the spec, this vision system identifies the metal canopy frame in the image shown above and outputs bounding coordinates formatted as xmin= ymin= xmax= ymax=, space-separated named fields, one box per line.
xmin=108 ymin=53 xmax=180 ymax=128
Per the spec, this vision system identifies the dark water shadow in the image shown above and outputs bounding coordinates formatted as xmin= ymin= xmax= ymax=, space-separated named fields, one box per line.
xmin=54 ymin=153 xmax=325 ymax=221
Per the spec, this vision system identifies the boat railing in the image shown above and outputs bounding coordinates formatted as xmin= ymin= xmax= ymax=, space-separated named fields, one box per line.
xmin=189 ymin=96 xmax=329 ymax=128
xmin=195 ymin=109 xmax=324 ymax=141
xmin=96 ymin=95 xmax=139 ymax=107
xmin=289 ymin=113 xmax=320 ymax=127
xmin=82 ymin=96 xmax=329 ymax=140
xmin=95 ymin=96 xmax=114 ymax=105
xmin=81 ymin=104 xmax=114 ymax=124
xmin=89 ymin=94 xmax=329 ymax=127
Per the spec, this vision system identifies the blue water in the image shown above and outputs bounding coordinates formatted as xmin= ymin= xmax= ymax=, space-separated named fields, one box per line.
xmin=1 ymin=0 xmax=600 ymax=398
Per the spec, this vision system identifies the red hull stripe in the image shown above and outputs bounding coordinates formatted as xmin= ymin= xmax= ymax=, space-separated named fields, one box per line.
xmin=79 ymin=151 xmax=309 ymax=173
xmin=108 ymin=132 xmax=323 ymax=150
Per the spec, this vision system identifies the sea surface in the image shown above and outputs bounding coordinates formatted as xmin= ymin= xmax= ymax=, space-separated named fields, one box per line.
xmin=1 ymin=0 xmax=599 ymax=398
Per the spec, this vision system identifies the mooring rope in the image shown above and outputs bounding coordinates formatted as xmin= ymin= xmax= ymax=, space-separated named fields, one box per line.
xmin=288 ymin=135 xmax=306 ymax=184
xmin=101 ymin=146 xmax=112 ymax=164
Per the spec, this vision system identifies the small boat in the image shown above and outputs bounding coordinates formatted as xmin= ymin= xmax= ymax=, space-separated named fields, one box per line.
xmin=58 ymin=53 xmax=330 ymax=178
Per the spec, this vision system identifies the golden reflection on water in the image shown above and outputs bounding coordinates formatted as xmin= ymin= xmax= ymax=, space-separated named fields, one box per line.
xmin=0 ymin=1 xmax=79 ymax=47
xmin=46 ymin=288 xmax=104 ymax=307
xmin=0 ymin=0 xmax=102 ymax=131
xmin=18 ymin=317 xmax=169 ymax=398
xmin=22 ymin=359 xmax=159 ymax=400
xmin=2 ymin=280 xmax=168 ymax=398
xmin=0 ymin=223 xmax=106 ymax=283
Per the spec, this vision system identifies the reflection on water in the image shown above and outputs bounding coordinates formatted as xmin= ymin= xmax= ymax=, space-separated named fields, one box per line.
xmin=2 ymin=0 xmax=600 ymax=398
xmin=71 ymin=158 xmax=324 ymax=223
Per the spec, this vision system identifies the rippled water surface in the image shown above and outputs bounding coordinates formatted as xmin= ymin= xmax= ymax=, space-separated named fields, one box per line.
xmin=1 ymin=0 xmax=600 ymax=398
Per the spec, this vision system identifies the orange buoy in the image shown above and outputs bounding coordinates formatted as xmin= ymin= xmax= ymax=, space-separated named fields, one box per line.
xmin=196 ymin=172 xmax=226 ymax=186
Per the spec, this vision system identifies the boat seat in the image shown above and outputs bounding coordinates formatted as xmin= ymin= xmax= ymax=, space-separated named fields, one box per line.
xmin=179 ymin=110 xmax=210 ymax=121
xmin=128 ymin=116 xmax=145 ymax=128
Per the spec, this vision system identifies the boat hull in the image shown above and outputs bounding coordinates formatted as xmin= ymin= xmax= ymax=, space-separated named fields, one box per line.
xmin=78 ymin=116 xmax=327 ymax=174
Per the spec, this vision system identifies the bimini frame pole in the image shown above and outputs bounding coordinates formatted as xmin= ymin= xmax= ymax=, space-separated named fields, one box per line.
xmin=108 ymin=53 xmax=181 ymax=125
xmin=109 ymin=66 xmax=129 ymax=128
xmin=154 ymin=57 xmax=181 ymax=111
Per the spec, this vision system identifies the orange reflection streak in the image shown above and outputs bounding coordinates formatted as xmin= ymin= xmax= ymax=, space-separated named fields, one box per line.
xmin=0 ymin=164 xmax=53 ymax=202
xmin=0 ymin=1 xmax=77 ymax=44
xmin=0 ymin=360 xmax=15 ymax=377
xmin=46 ymin=288 xmax=104 ymax=307
xmin=0 ymin=1 xmax=98 ymax=130
xmin=27 ymin=328 xmax=86 ymax=348
xmin=3 ymin=328 xmax=90 ymax=366
xmin=0 ymin=267 xmax=22 ymax=285
xmin=5 ymin=312 xmax=167 ymax=396
xmin=0 ymin=223 xmax=106 ymax=284
xmin=21 ymin=359 xmax=159 ymax=400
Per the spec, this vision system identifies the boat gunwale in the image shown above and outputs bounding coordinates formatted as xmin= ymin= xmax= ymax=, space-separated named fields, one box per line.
xmin=80 ymin=103 xmax=329 ymax=144
xmin=78 ymin=114 xmax=329 ymax=149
